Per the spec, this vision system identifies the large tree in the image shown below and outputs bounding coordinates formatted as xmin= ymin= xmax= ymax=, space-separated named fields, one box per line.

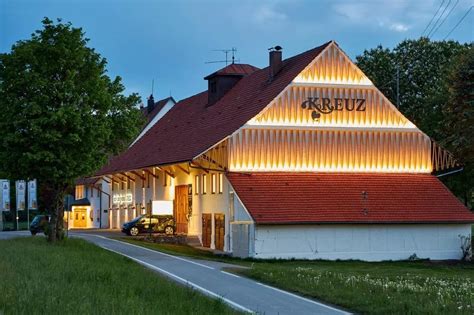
xmin=441 ymin=47 xmax=474 ymax=206
xmin=0 ymin=18 xmax=143 ymax=241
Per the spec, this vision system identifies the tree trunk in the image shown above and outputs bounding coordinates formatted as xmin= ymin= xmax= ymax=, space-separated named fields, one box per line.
xmin=48 ymin=184 xmax=66 ymax=242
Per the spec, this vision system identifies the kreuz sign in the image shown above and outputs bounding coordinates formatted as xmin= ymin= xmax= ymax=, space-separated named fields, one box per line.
xmin=301 ymin=97 xmax=366 ymax=120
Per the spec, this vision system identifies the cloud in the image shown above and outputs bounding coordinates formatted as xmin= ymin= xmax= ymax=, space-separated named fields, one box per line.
xmin=253 ymin=4 xmax=287 ymax=24
xmin=390 ymin=23 xmax=409 ymax=32
xmin=331 ymin=0 xmax=430 ymax=33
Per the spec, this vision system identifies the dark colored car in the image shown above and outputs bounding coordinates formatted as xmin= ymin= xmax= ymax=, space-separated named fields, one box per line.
xmin=122 ymin=215 xmax=175 ymax=236
xmin=30 ymin=215 xmax=49 ymax=235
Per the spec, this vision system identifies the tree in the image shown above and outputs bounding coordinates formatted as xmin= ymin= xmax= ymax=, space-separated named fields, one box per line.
xmin=441 ymin=47 xmax=474 ymax=206
xmin=355 ymin=45 xmax=396 ymax=102
xmin=0 ymin=18 xmax=144 ymax=241
xmin=356 ymin=38 xmax=470 ymax=141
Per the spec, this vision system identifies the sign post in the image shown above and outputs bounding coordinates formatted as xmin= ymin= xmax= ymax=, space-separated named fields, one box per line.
xmin=16 ymin=180 xmax=26 ymax=229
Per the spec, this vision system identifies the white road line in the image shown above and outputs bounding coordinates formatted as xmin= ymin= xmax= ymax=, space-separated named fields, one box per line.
xmin=100 ymin=245 xmax=253 ymax=314
xmin=256 ymin=282 xmax=351 ymax=314
xmin=220 ymin=270 xmax=241 ymax=278
xmin=87 ymin=234 xmax=215 ymax=270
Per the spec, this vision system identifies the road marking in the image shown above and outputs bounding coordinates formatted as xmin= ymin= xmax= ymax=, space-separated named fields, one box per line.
xmin=255 ymin=282 xmax=351 ymax=314
xmin=100 ymin=245 xmax=253 ymax=314
xmin=220 ymin=270 xmax=241 ymax=278
xmin=85 ymin=234 xmax=215 ymax=270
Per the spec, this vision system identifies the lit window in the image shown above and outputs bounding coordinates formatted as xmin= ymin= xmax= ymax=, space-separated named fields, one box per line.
xmin=202 ymin=174 xmax=207 ymax=194
xmin=75 ymin=185 xmax=84 ymax=199
xmin=211 ymin=174 xmax=217 ymax=194
xmin=194 ymin=175 xmax=200 ymax=195
xmin=218 ymin=173 xmax=223 ymax=194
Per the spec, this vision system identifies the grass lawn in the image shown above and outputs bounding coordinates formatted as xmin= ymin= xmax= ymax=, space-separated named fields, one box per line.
xmin=0 ymin=237 xmax=240 ymax=315
xmin=120 ymin=238 xmax=474 ymax=315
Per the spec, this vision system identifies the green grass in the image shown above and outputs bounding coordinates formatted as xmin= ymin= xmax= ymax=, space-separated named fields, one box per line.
xmin=121 ymin=238 xmax=474 ymax=315
xmin=0 ymin=237 xmax=241 ymax=315
xmin=234 ymin=260 xmax=474 ymax=315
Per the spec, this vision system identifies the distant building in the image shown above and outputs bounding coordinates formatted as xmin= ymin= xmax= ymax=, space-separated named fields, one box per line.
xmin=74 ymin=41 xmax=474 ymax=261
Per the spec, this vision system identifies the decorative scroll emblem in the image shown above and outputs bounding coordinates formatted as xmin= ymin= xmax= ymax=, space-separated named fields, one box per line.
xmin=301 ymin=97 xmax=366 ymax=120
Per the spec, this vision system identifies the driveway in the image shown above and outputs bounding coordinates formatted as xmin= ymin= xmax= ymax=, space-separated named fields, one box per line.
xmin=0 ymin=230 xmax=31 ymax=239
xmin=73 ymin=233 xmax=349 ymax=315
xmin=0 ymin=230 xmax=350 ymax=314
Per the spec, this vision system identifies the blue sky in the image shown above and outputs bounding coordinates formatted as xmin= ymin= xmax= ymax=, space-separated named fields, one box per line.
xmin=1 ymin=0 xmax=473 ymax=103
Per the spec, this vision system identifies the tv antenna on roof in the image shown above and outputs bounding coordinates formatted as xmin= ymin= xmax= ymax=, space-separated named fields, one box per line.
xmin=205 ymin=47 xmax=239 ymax=65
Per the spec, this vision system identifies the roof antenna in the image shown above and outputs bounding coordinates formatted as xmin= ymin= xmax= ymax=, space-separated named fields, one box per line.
xmin=205 ymin=47 xmax=240 ymax=65
xmin=151 ymin=79 xmax=154 ymax=96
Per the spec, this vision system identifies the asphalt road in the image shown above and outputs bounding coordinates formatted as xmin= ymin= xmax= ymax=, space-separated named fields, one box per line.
xmin=0 ymin=230 xmax=31 ymax=239
xmin=1 ymin=231 xmax=350 ymax=315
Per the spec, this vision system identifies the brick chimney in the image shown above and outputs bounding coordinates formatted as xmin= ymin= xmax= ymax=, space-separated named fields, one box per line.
xmin=269 ymin=46 xmax=283 ymax=80
xmin=147 ymin=94 xmax=155 ymax=114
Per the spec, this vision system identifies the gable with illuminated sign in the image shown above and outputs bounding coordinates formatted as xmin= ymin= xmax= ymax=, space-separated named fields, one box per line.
xmin=227 ymin=42 xmax=431 ymax=173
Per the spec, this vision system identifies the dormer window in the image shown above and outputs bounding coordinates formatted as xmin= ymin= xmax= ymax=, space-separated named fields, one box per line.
xmin=204 ymin=64 xmax=259 ymax=106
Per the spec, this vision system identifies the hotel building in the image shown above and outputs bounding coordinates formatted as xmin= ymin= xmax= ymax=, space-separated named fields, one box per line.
xmin=73 ymin=41 xmax=474 ymax=261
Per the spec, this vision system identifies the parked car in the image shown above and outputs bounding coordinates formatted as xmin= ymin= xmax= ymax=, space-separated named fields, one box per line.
xmin=122 ymin=215 xmax=175 ymax=236
xmin=30 ymin=215 xmax=49 ymax=235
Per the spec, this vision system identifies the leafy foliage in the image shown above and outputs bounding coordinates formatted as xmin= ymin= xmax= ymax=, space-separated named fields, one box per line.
xmin=0 ymin=18 xmax=144 ymax=240
xmin=441 ymin=47 xmax=474 ymax=204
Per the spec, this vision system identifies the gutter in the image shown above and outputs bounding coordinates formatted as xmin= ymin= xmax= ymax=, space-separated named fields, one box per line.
xmin=436 ymin=167 xmax=464 ymax=178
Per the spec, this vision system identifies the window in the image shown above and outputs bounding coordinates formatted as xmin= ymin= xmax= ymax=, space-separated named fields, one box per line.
xmin=218 ymin=173 xmax=224 ymax=194
xmin=211 ymin=174 xmax=217 ymax=194
xmin=202 ymin=174 xmax=207 ymax=194
xmin=194 ymin=175 xmax=200 ymax=195
xmin=90 ymin=186 xmax=94 ymax=198
xmin=75 ymin=185 xmax=84 ymax=199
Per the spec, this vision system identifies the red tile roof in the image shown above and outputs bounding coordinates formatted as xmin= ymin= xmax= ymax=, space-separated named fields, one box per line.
xmin=204 ymin=63 xmax=260 ymax=79
xmin=96 ymin=42 xmax=331 ymax=175
xmin=227 ymin=172 xmax=474 ymax=224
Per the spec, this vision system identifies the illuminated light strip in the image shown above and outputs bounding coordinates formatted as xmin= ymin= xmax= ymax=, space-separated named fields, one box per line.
xmin=228 ymin=166 xmax=432 ymax=173
xmin=290 ymin=81 xmax=374 ymax=88
xmin=243 ymin=123 xmax=418 ymax=132
xmin=228 ymin=128 xmax=433 ymax=173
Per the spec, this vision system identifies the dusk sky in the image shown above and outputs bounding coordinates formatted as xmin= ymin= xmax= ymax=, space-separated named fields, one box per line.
xmin=2 ymin=0 xmax=473 ymax=103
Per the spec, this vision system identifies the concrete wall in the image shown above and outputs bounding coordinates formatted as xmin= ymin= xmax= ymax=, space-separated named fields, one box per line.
xmin=253 ymin=224 xmax=472 ymax=261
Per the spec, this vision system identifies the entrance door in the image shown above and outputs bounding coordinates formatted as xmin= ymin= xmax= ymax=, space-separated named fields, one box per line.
xmin=174 ymin=185 xmax=188 ymax=234
xmin=74 ymin=208 xmax=87 ymax=228
xmin=214 ymin=214 xmax=225 ymax=251
xmin=202 ymin=214 xmax=212 ymax=248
